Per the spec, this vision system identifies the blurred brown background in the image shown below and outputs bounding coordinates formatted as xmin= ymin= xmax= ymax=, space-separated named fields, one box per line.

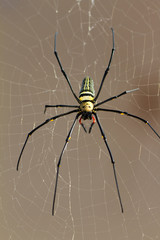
xmin=1 ymin=0 xmax=160 ymax=239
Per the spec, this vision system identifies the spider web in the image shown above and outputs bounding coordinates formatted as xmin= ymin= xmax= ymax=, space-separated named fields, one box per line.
xmin=1 ymin=0 xmax=160 ymax=239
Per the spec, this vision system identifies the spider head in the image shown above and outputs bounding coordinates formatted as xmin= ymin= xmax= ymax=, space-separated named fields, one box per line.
xmin=80 ymin=101 xmax=94 ymax=112
xmin=81 ymin=110 xmax=92 ymax=120
xmin=80 ymin=101 xmax=94 ymax=120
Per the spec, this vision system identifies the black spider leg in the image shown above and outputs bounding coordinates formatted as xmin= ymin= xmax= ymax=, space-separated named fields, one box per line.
xmin=52 ymin=112 xmax=80 ymax=215
xmin=54 ymin=32 xmax=80 ymax=103
xmin=94 ymin=28 xmax=115 ymax=102
xmin=79 ymin=116 xmax=87 ymax=133
xmin=93 ymin=112 xmax=124 ymax=213
xmin=96 ymin=108 xmax=160 ymax=139
xmin=80 ymin=123 xmax=87 ymax=133
xmin=89 ymin=116 xmax=96 ymax=133
xmin=44 ymin=104 xmax=79 ymax=114
xmin=95 ymin=88 xmax=139 ymax=107
xmin=16 ymin=109 xmax=79 ymax=171
xmin=88 ymin=122 xmax=94 ymax=133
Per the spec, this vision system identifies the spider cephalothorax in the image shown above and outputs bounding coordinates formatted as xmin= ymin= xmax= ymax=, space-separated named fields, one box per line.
xmin=80 ymin=101 xmax=94 ymax=113
xmin=79 ymin=100 xmax=95 ymax=133
xmin=17 ymin=29 xmax=160 ymax=216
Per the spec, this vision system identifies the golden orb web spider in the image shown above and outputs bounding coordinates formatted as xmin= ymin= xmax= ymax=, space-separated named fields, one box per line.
xmin=17 ymin=28 xmax=160 ymax=216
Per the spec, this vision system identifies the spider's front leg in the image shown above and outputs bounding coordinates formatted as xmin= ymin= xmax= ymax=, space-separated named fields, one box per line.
xmin=52 ymin=112 xmax=80 ymax=215
xmin=16 ymin=109 xmax=78 ymax=171
xmin=93 ymin=112 xmax=124 ymax=213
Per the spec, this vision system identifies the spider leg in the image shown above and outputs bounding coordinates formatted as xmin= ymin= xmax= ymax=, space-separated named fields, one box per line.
xmin=16 ymin=109 xmax=79 ymax=171
xmin=54 ymin=33 xmax=80 ymax=103
xmin=95 ymin=88 xmax=139 ymax=107
xmin=79 ymin=116 xmax=87 ymax=133
xmin=93 ymin=112 xmax=124 ymax=213
xmin=96 ymin=108 xmax=160 ymax=139
xmin=94 ymin=28 xmax=115 ymax=101
xmin=52 ymin=113 xmax=80 ymax=215
xmin=88 ymin=116 xmax=96 ymax=133
xmin=44 ymin=104 xmax=79 ymax=114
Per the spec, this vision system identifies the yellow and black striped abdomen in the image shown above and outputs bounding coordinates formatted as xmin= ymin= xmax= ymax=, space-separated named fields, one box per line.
xmin=79 ymin=77 xmax=95 ymax=102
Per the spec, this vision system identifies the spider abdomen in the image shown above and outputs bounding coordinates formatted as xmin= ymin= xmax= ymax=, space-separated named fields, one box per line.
xmin=79 ymin=77 xmax=95 ymax=102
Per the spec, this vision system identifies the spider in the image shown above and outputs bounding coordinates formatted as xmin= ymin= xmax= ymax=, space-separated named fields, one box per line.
xmin=17 ymin=28 xmax=160 ymax=215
